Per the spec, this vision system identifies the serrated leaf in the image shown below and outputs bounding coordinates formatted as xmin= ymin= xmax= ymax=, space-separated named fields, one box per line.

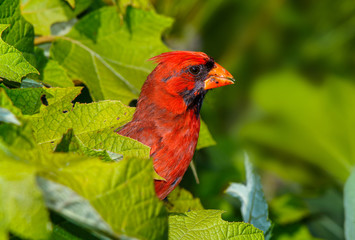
xmin=1 ymin=85 xmax=81 ymax=115
xmin=226 ymin=153 xmax=272 ymax=238
xmin=55 ymin=129 xmax=123 ymax=162
xmin=196 ymin=119 xmax=216 ymax=150
xmin=0 ymin=24 xmax=38 ymax=82
xmin=31 ymin=95 xmax=148 ymax=158
xmin=166 ymin=187 xmax=204 ymax=213
xmin=344 ymin=167 xmax=355 ymax=240
xmin=169 ymin=210 xmax=264 ymax=240
xmin=3 ymin=86 xmax=150 ymax=158
xmin=37 ymin=177 xmax=118 ymax=238
xmin=0 ymin=150 xmax=51 ymax=239
xmin=35 ymin=154 xmax=167 ymax=239
xmin=51 ymin=6 xmax=173 ymax=104
xmin=1 ymin=131 xmax=167 ymax=240
xmin=0 ymin=0 xmax=35 ymax=64
xmin=21 ymin=0 xmax=91 ymax=35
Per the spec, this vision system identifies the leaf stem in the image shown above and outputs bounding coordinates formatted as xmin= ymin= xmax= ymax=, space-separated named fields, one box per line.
xmin=34 ymin=35 xmax=56 ymax=45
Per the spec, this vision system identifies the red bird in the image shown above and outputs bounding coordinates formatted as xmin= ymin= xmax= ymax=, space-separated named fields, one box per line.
xmin=119 ymin=51 xmax=234 ymax=199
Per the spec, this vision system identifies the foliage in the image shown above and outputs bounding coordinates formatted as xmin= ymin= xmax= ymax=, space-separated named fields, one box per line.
xmin=169 ymin=210 xmax=264 ymax=240
xmin=0 ymin=0 xmax=353 ymax=239
xmin=152 ymin=0 xmax=354 ymax=239
xmin=0 ymin=0 xmax=267 ymax=239
xmin=226 ymin=153 xmax=272 ymax=239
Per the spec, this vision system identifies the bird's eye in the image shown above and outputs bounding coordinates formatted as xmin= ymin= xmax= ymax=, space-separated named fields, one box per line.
xmin=189 ymin=66 xmax=201 ymax=75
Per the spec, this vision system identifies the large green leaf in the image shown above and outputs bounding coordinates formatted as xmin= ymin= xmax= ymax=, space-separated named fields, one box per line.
xmin=0 ymin=24 xmax=38 ymax=82
xmin=32 ymin=48 xmax=73 ymax=87
xmin=55 ymin=129 xmax=123 ymax=162
xmin=0 ymin=0 xmax=35 ymax=64
xmin=0 ymin=86 xmax=166 ymax=239
xmin=51 ymin=6 xmax=173 ymax=104
xmin=0 ymin=88 xmax=39 ymax=150
xmin=37 ymin=177 xmax=118 ymax=238
xmin=30 ymin=94 xmax=149 ymax=157
xmin=169 ymin=210 xmax=264 ymax=240
xmin=166 ymin=187 xmax=204 ymax=213
xmin=2 ymin=85 xmax=82 ymax=115
xmin=32 ymin=153 xmax=167 ymax=239
xmin=226 ymin=153 xmax=272 ymax=238
xmin=241 ymin=72 xmax=355 ymax=183
xmin=0 ymin=149 xmax=51 ymax=240
xmin=344 ymin=167 xmax=355 ymax=240
xmin=21 ymin=0 xmax=92 ymax=35
xmin=3 ymin=86 xmax=149 ymax=159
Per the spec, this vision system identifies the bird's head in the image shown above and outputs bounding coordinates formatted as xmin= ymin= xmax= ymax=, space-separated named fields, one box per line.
xmin=138 ymin=51 xmax=235 ymax=115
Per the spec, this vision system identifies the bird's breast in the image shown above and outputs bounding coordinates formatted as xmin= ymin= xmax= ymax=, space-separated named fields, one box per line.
xmin=150 ymin=110 xmax=200 ymax=199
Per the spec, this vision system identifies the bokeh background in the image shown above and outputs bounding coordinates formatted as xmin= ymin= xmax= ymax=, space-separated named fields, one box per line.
xmin=151 ymin=0 xmax=355 ymax=239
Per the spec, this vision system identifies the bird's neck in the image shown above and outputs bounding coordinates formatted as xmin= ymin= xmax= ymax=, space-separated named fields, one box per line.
xmin=133 ymin=95 xmax=201 ymax=124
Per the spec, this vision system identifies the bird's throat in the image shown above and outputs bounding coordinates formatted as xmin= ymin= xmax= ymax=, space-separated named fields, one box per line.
xmin=181 ymin=90 xmax=207 ymax=118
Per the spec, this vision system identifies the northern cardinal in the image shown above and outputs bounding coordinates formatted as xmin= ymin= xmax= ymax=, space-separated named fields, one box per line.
xmin=119 ymin=51 xmax=234 ymax=199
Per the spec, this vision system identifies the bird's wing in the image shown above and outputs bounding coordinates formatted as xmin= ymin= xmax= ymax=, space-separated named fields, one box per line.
xmin=118 ymin=120 xmax=162 ymax=155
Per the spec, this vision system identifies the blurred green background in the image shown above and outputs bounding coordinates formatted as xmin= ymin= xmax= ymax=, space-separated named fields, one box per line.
xmin=150 ymin=0 xmax=355 ymax=239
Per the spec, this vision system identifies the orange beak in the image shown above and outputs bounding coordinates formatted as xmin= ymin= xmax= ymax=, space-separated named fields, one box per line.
xmin=204 ymin=63 xmax=235 ymax=90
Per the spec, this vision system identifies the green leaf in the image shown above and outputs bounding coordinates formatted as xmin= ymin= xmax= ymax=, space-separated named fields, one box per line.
xmin=196 ymin=119 xmax=216 ymax=150
xmin=0 ymin=87 xmax=22 ymax=118
xmin=55 ymin=129 xmax=123 ymax=162
xmin=36 ymin=155 xmax=168 ymax=239
xmin=344 ymin=167 xmax=355 ymax=240
xmin=3 ymin=85 xmax=150 ymax=158
xmin=168 ymin=210 xmax=264 ymax=240
xmin=1 ymin=84 xmax=47 ymax=115
xmin=241 ymin=72 xmax=355 ymax=182
xmin=29 ymin=91 xmax=148 ymax=158
xmin=0 ymin=0 xmax=35 ymax=64
xmin=21 ymin=0 xmax=92 ymax=35
xmin=166 ymin=187 xmax=204 ymax=213
xmin=37 ymin=177 xmax=117 ymax=238
xmin=0 ymin=150 xmax=51 ymax=239
xmin=41 ymin=60 xmax=74 ymax=87
xmin=1 ymin=85 xmax=81 ymax=115
xmin=0 ymin=24 xmax=38 ymax=82
xmin=23 ymin=47 xmax=72 ymax=87
xmin=51 ymin=6 xmax=173 ymax=104
xmin=1 ymin=129 xmax=167 ymax=240
xmin=225 ymin=153 xmax=272 ymax=238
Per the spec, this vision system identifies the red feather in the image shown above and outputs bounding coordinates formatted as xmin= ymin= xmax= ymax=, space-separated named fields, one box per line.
xmin=119 ymin=51 xmax=234 ymax=199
